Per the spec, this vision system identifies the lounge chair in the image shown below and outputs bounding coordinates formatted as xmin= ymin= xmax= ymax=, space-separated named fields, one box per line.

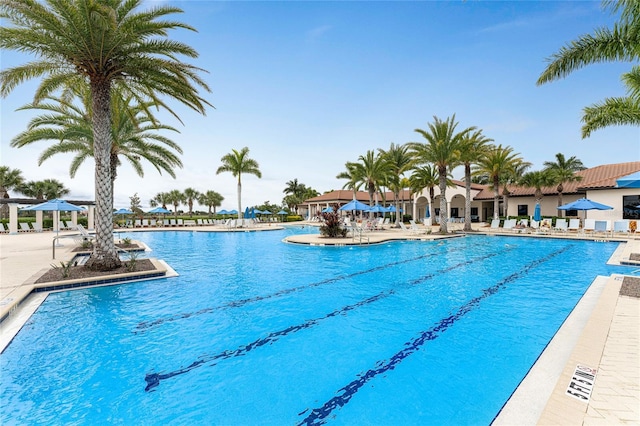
xmin=19 ymin=222 xmax=34 ymax=232
xmin=583 ymin=219 xmax=596 ymax=235
xmin=142 ymin=219 xmax=150 ymax=227
xmin=197 ymin=219 xmax=204 ymax=226
xmin=134 ymin=219 xmax=142 ymax=228
xmin=613 ymin=220 xmax=630 ymax=236
xmin=530 ymin=220 xmax=540 ymax=233
xmin=568 ymin=219 xmax=581 ymax=233
xmin=539 ymin=219 xmax=552 ymax=234
xmin=502 ymin=219 xmax=516 ymax=231
xmin=169 ymin=219 xmax=177 ymax=227
xmin=594 ymin=220 xmax=609 ymax=237
xmin=409 ymin=220 xmax=425 ymax=234
xmin=488 ymin=219 xmax=500 ymax=231
xmin=553 ymin=218 xmax=568 ymax=233
xmin=177 ymin=219 xmax=184 ymax=227
xmin=0 ymin=223 xmax=8 ymax=233
xmin=32 ymin=222 xmax=44 ymax=232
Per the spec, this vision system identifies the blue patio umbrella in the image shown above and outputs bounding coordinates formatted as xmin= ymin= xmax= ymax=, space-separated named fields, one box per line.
xmin=338 ymin=199 xmax=370 ymax=211
xmin=425 ymin=207 xmax=430 ymax=218
xmin=114 ymin=208 xmax=133 ymax=225
xmin=386 ymin=206 xmax=402 ymax=213
xmin=277 ymin=210 xmax=288 ymax=215
xmin=533 ymin=203 xmax=541 ymax=222
xmin=558 ymin=198 xmax=613 ymax=219
xmin=218 ymin=209 xmax=229 ymax=215
xmin=321 ymin=206 xmax=334 ymax=213
xmin=244 ymin=206 xmax=250 ymax=218
xmin=261 ymin=210 xmax=272 ymax=215
xmin=148 ymin=207 xmax=171 ymax=214
xmin=228 ymin=210 xmax=238 ymax=215
xmin=368 ymin=204 xmax=388 ymax=213
xmin=22 ymin=198 xmax=84 ymax=239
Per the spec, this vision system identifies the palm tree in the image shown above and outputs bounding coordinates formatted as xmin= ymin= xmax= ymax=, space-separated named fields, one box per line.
xmin=379 ymin=143 xmax=414 ymax=226
xmin=410 ymin=115 xmax=474 ymax=233
xmin=216 ymin=147 xmax=262 ymax=220
xmin=519 ymin=170 xmax=555 ymax=206
xmin=543 ymin=153 xmax=586 ymax=216
xmin=474 ymin=145 xmax=526 ymax=220
xmin=582 ymin=67 xmax=640 ymax=137
xmin=336 ymin=162 xmax=362 ymax=199
xmin=183 ymin=188 xmax=200 ymax=217
xmin=19 ymin=179 xmax=69 ymax=200
xmin=198 ymin=190 xmax=224 ymax=216
xmin=150 ymin=192 xmax=170 ymax=210
xmin=458 ymin=130 xmax=492 ymax=231
xmin=165 ymin=189 xmax=185 ymax=219
xmin=537 ymin=0 xmax=640 ymax=137
xmin=0 ymin=0 xmax=210 ymax=271
xmin=282 ymin=179 xmax=306 ymax=214
xmin=0 ymin=166 xmax=25 ymax=199
xmin=409 ymin=164 xmax=442 ymax=222
xmin=347 ymin=150 xmax=388 ymax=205
xmin=11 ymin=86 xmax=184 ymax=191
xmin=500 ymin=161 xmax=531 ymax=220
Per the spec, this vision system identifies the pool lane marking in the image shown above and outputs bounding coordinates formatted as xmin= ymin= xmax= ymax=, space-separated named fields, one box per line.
xmin=135 ymin=246 xmax=470 ymax=333
xmin=143 ymin=249 xmax=509 ymax=392
xmin=297 ymin=245 xmax=572 ymax=425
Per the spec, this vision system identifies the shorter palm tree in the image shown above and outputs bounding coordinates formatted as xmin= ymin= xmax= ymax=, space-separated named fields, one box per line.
xmin=543 ymin=153 xmax=586 ymax=216
xmin=216 ymin=147 xmax=262 ymax=220
xmin=166 ymin=190 xmax=186 ymax=219
xmin=0 ymin=166 xmax=25 ymax=199
xmin=150 ymin=192 xmax=170 ymax=210
xmin=183 ymin=188 xmax=201 ymax=217
xmin=19 ymin=179 xmax=69 ymax=200
xmin=198 ymin=190 xmax=224 ymax=216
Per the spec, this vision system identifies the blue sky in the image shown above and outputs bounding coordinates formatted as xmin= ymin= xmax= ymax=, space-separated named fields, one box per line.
xmin=1 ymin=1 xmax=638 ymax=211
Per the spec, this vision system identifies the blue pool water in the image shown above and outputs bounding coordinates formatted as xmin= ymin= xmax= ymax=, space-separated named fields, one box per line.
xmin=0 ymin=229 xmax=630 ymax=425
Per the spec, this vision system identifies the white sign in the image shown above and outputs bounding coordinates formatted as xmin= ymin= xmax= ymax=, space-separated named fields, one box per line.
xmin=566 ymin=364 xmax=597 ymax=402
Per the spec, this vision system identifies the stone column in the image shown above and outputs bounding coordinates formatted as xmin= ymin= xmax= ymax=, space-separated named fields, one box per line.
xmin=36 ymin=210 xmax=43 ymax=230
xmin=71 ymin=211 xmax=78 ymax=225
xmin=9 ymin=204 xmax=18 ymax=234
xmin=88 ymin=206 xmax=95 ymax=230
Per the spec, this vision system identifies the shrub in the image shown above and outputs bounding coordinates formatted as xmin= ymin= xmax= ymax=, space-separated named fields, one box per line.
xmin=319 ymin=211 xmax=347 ymax=238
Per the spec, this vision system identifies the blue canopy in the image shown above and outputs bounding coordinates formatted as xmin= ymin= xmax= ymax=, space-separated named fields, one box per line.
xmin=387 ymin=206 xmax=402 ymax=213
xmin=114 ymin=208 xmax=133 ymax=215
xmin=338 ymin=199 xmax=370 ymax=211
xmin=218 ymin=209 xmax=229 ymax=215
xmin=22 ymin=198 xmax=83 ymax=212
xmin=228 ymin=210 xmax=238 ymax=215
xmin=321 ymin=206 xmax=334 ymax=213
xmin=262 ymin=210 xmax=272 ymax=215
xmin=558 ymin=198 xmax=613 ymax=211
xmin=368 ymin=204 xmax=388 ymax=213
xmin=616 ymin=171 xmax=640 ymax=188
xmin=277 ymin=210 xmax=288 ymax=215
xmin=148 ymin=207 xmax=171 ymax=214
xmin=533 ymin=203 xmax=541 ymax=221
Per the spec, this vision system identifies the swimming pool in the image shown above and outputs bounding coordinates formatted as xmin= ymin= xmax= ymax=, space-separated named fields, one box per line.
xmin=0 ymin=229 xmax=627 ymax=424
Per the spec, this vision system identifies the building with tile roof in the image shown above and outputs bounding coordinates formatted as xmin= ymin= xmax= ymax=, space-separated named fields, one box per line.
xmin=301 ymin=162 xmax=640 ymax=223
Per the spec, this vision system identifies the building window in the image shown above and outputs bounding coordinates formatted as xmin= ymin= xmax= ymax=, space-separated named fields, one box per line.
xmin=623 ymin=195 xmax=640 ymax=219
xmin=450 ymin=207 xmax=459 ymax=218
xmin=517 ymin=205 xmax=528 ymax=216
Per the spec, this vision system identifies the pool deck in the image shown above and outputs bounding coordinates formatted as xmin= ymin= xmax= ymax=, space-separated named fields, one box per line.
xmin=0 ymin=222 xmax=638 ymax=423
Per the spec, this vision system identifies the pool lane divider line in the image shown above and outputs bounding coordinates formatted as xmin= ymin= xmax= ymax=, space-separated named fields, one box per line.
xmin=134 ymin=246 xmax=471 ymax=333
xmin=297 ymin=244 xmax=573 ymax=426
xmin=143 ymin=249 xmax=509 ymax=392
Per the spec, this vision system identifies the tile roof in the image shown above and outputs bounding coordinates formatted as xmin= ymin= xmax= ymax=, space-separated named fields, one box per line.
xmin=474 ymin=161 xmax=640 ymax=200
xmin=304 ymin=189 xmax=413 ymax=204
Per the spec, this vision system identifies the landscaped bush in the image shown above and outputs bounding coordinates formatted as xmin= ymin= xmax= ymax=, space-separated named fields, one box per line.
xmin=319 ymin=211 xmax=347 ymax=238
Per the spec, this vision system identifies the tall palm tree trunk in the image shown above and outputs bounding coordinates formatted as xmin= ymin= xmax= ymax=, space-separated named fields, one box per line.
xmin=464 ymin=163 xmax=472 ymax=232
xmin=557 ymin=184 xmax=564 ymax=217
xmin=237 ymin=178 xmax=242 ymax=220
xmin=493 ymin=177 xmax=500 ymax=220
xmin=438 ymin=166 xmax=448 ymax=234
xmin=85 ymin=81 xmax=120 ymax=271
